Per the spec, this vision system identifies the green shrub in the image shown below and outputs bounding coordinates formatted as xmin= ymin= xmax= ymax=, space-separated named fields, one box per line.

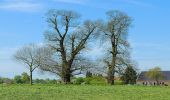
xmin=85 ymin=76 xmax=107 ymax=85
xmin=75 ymin=77 xmax=85 ymax=84
xmin=14 ymin=75 xmax=23 ymax=84
xmin=114 ymin=80 xmax=124 ymax=85
xmin=21 ymin=72 xmax=30 ymax=84
xmin=84 ymin=78 xmax=91 ymax=84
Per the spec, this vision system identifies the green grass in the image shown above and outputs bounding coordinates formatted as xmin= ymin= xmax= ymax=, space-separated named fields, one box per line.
xmin=0 ymin=84 xmax=169 ymax=100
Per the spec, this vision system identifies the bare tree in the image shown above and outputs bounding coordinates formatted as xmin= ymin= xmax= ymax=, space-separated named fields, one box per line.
xmin=14 ymin=44 xmax=43 ymax=85
xmin=41 ymin=9 xmax=99 ymax=84
xmin=100 ymin=10 xmax=132 ymax=85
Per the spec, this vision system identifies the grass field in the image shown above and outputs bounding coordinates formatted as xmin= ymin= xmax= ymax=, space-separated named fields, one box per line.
xmin=0 ymin=84 xmax=169 ymax=100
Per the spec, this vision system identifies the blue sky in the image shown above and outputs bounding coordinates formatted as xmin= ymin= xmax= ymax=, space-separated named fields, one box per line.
xmin=0 ymin=0 xmax=170 ymax=79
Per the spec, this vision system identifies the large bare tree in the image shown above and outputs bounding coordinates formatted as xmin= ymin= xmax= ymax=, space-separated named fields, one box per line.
xmin=40 ymin=9 xmax=99 ymax=84
xmin=100 ymin=10 xmax=132 ymax=85
xmin=14 ymin=44 xmax=43 ymax=85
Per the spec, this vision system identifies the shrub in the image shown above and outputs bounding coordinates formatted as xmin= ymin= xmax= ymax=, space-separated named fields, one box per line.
xmin=21 ymin=72 xmax=30 ymax=84
xmin=114 ymin=80 xmax=124 ymax=85
xmin=85 ymin=76 xmax=107 ymax=85
xmin=75 ymin=77 xmax=85 ymax=84
xmin=14 ymin=75 xmax=23 ymax=84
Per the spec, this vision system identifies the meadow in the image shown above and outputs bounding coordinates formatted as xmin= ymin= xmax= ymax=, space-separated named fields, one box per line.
xmin=0 ymin=84 xmax=169 ymax=100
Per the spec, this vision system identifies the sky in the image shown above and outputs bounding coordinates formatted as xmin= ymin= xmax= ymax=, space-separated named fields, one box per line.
xmin=0 ymin=0 xmax=170 ymax=79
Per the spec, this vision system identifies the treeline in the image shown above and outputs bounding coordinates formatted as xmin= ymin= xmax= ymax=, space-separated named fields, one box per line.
xmin=0 ymin=67 xmax=137 ymax=85
xmin=0 ymin=72 xmax=57 ymax=84
xmin=13 ymin=9 xmax=137 ymax=85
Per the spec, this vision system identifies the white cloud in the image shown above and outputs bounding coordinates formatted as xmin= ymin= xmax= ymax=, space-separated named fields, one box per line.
xmin=0 ymin=1 xmax=43 ymax=12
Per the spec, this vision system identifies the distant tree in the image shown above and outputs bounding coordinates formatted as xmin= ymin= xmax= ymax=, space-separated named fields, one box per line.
xmin=3 ymin=78 xmax=13 ymax=84
xmin=121 ymin=66 xmax=137 ymax=85
xmin=14 ymin=44 xmax=43 ymax=85
xmin=49 ymin=79 xmax=57 ymax=84
xmin=146 ymin=67 xmax=164 ymax=85
xmin=21 ymin=72 xmax=30 ymax=84
xmin=34 ymin=78 xmax=57 ymax=84
xmin=34 ymin=79 xmax=40 ymax=83
xmin=14 ymin=75 xmax=23 ymax=84
xmin=39 ymin=9 xmax=99 ymax=84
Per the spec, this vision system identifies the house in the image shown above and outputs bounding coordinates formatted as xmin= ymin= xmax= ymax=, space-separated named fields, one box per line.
xmin=137 ymin=71 xmax=170 ymax=86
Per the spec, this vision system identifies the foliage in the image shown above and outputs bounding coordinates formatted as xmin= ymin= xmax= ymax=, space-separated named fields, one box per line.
xmin=114 ymin=80 xmax=124 ymax=85
xmin=0 ymin=78 xmax=10 ymax=84
xmin=34 ymin=78 xmax=57 ymax=84
xmin=21 ymin=72 xmax=30 ymax=84
xmin=14 ymin=75 xmax=23 ymax=84
xmin=121 ymin=66 xmax=137 ymax=85
xmin=74 ymin=77 xmax=85 ymax=84
xmin=0 ymin=78 xmax=13 ymax=84
xmin=0 ymin=77 xmax=3 ymax=84
xmin=85 ymin=76 xmax=107 ymax=85
xmin=146 ymin=67 xmax=164 ymax=85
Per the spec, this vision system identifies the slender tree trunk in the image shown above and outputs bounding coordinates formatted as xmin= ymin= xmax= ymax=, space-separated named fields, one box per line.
xmin=30 ymin=70 xmax=33 ymax=85
xmin=107 ymin=36 xmax=117 ymax=85
xmin=107 ymin=68 xmax=115 ymax=85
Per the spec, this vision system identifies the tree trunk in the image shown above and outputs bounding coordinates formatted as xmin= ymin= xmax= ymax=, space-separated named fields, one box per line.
xmin=156 ymin=80 xmax=159 ymax=86
xmin=107 ymin=68 xmax=115 ymax=85
xmin=62 ymin=63 xmax=71 ymax=84
xmin=30 ymin=70 xmax=33 ymax=85
xmin=63 ymin=73 xmax=71 ymax=84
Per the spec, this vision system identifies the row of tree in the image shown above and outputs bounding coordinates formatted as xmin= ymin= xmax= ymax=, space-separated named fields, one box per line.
xmin=14 ymin=9 xmax=135 ymax=85
xmin=0 ymin=72 xmax=57 ymax=84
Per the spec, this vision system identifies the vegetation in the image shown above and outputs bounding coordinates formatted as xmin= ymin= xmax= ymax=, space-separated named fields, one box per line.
xmin=14 ymin=75 xmax=23 ymax=84
xmin=146 ymin=67 xmax=164 ymax=85
xmin=121 ymin=66 xmax=137 ymax=85
xmin=0 ymin=1 xmax=169 ymax=100
xmin=0 ymin=85 xmax=169 ymax=100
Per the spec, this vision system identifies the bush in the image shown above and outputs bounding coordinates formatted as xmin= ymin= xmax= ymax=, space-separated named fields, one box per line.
xmin=75 ymin=77 xmax=85 ymax=84
xmin=21 ymin=72 xmax=30 ymax=84
xmin=114 ymin=80 xmax=124 ymax=85
xmin=84 ymin=78 xmax=91 ymax=84
xmin=14 ymin=75 xmax=23 ymax=84
xmin=84 ymin=76 xmax=107 ymax=85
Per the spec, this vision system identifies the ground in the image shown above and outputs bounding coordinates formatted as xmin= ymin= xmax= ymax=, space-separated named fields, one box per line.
xmin=0 ymin=84 xmax=169 ymax=100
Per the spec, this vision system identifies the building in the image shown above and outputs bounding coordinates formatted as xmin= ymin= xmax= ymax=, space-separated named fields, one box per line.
xmin=137 ymin=71 xmax=170 ymax=86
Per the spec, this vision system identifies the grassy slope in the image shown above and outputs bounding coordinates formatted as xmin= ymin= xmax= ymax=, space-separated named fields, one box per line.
xmin=0 ymin=84 xmax=169 ymax=100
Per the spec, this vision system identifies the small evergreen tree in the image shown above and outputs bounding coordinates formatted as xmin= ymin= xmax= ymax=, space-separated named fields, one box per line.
xmin=121 ymin=66 xmax=137 ymax=85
